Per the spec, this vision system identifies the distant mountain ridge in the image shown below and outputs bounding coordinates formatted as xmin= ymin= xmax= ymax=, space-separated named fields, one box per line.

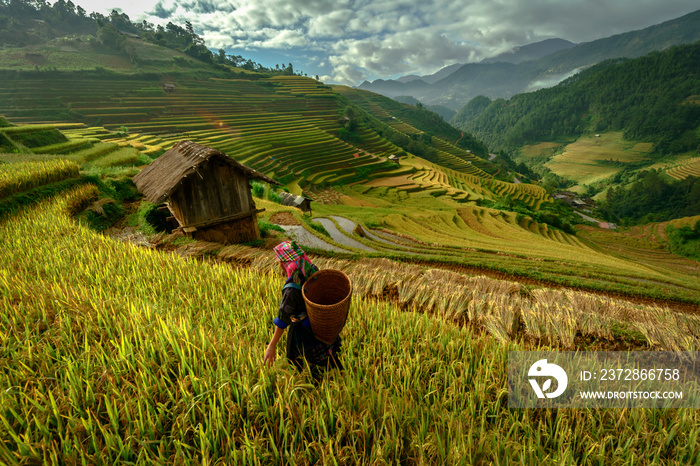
xmin=358 ymin=9 xmax=700 ymax=110
xmin=453 ymin=41 xmax=700 ymax=155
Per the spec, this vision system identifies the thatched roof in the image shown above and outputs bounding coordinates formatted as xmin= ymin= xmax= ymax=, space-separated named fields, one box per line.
xmin=133 ymin=140 xmax=279 ymax=204
xmin=279 ymin=191 xmax=311 ymax=208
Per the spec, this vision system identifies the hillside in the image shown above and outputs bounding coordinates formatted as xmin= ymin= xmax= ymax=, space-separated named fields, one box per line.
xmin=1 ymin=116 xmax=700 ymax=462
xmin=1 ymin=117 xmax=700 ymax=462
xmin=359 ymin=8 xmax=700 ymax=109
xmin=3 ymin=5 xmax=700 ymax=463
xmin=2 ymin=72 xmax=700 ymax=304
xmin=2 ymin=180 xmax=700 ymax=463
xmin=454 ymin=41 xmax=700 ymax=155
xmin=0 ymin=0 xmax=292 ymax=77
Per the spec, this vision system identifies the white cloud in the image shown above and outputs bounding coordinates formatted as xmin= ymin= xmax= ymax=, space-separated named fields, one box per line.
xmin=84 ymin=0 xmax=700 ymax=84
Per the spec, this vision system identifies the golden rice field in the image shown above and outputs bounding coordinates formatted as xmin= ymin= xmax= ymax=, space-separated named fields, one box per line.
xmin=2 ymin=187 xmax=700 ymax=464
xmin=667 ymin=157 xmax=700 ymax=180
xmin=544 ymin=133 xmax=654 ymax=189
xmin=577 ymin=223 xmax=700 ymax=279
xmin=0 ymin=159 xmax=79 ymax=199
xmin=519 ymin=142 xmax=561 ymax=160
xmin=303 ymin=194 xmax=700 ymax=303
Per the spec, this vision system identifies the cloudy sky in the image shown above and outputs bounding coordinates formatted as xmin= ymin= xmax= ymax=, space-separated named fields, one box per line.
xmin=77 ymin=0 xmax=699 ymax=85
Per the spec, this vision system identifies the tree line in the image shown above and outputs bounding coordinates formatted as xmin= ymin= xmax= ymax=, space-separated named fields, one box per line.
xmin=598 ymin=170 xmax=700 ymax=225
xmin=0 ymin=0 xmax=301 ymax=75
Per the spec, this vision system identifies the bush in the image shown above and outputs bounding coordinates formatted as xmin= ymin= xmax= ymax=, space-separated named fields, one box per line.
xmin=78 ymin=199 xmax=125 ymax=232
xmin=107 ymin=178 xmax=139 ymax=202
xmin=667 ymin=221 xmax=700 ymax=261
xmin=258 ymin=220 xmax=284 ymax=237
xmin=268 ymin=191 xmax=282 ymax=204
xmin=7 ymin=129 xmax=67 ymax=148
xmin=144 ymin=202 xmax=173 ymax=233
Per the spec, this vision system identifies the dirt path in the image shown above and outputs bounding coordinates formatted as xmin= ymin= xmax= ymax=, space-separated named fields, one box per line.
xmin=575 ymin=211 xmax=603 ymax=225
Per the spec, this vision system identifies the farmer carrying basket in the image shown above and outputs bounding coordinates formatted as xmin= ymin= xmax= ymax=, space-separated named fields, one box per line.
xmin=263 ymin=241 xmax=351 ymax=376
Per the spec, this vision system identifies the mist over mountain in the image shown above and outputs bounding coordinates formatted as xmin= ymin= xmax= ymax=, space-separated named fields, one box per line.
xmin=358 ymin=9 xmax=700 ymax=110
xmin=480 ymin=38 xmax=577 ymax=64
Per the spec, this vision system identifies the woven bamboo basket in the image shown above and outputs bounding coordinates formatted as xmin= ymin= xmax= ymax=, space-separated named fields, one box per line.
xmin=302 ymin=269 xmax=352 ymax=345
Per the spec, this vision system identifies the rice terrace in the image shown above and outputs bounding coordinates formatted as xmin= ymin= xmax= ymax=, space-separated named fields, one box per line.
xmin=1 ymin=1 xmax=700 ymax=464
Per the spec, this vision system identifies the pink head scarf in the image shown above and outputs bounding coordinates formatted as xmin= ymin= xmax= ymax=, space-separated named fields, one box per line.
xmin=273 ymin=241 xmax=316 ymax=283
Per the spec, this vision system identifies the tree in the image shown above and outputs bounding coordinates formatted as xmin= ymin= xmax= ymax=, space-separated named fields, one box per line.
xmin=97 ymin=22 xmax=121 ymax=48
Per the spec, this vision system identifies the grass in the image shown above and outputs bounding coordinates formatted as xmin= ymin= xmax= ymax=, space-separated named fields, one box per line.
xmin=0 ymin=38 xmax=205 ymax=73
xmin=2 ymin=189 xmax=700 ymax=464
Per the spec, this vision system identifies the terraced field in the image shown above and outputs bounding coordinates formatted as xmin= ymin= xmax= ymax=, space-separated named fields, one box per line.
xmin=5 ymin=75 xmax=697 ymax=302
xmin=0 ymin=77 xmax=409 ymax=190
xmin=667 ymin=157 xmax=700 ymax=180
xmin=265 ymin=196 xmax=700 ymax=303
xmin=331 ymin=83 xmax=548 ymax=207
xmin=577 ymin=215 xmax=700 ymax=278
xmin=4 ymin=181 xmax=700 ymax=464
xmin=0 ymin=75 xmax=550 ymax=209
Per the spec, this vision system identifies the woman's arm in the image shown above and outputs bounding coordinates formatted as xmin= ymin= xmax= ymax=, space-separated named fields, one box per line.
xmin=263 ymin=326 xmax=285 ymax=367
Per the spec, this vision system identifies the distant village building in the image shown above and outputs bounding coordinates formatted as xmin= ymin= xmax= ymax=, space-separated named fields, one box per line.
xmin=554 ymin=191 xmax=595 ymax=209
xmin=599 ymin=222 xmax=618 ymax=230
xmin=388 ymin=154 xmax=400 ymax=164
xmin=279 ymin=192 xmax=313 ymax=214
xmin=163 ymin=83 xmax=176 ymax=93
xmin=133 ymin=140 xmax=279 ymax=244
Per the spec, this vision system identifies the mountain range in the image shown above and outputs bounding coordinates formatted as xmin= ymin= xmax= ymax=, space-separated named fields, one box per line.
xmin=358 ymin=9 xmax=700 ymax=110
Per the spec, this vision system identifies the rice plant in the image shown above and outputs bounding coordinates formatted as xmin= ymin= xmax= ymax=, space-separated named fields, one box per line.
xmin=1 ymin=187 xmax=700 ymax=464
xmin=0 ymin=159 xmax=79 ymax=199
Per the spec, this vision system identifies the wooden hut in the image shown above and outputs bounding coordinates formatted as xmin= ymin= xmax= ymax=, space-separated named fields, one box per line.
xmin=133 ymin=140 xmax=279 ymax=244
xmin=163 ymin=83 xmax=176 ymax=92
xmin=388 ymin=154 xmax=399 ymax=164
xmin=279 ymin=192 xmax=313 ymax=214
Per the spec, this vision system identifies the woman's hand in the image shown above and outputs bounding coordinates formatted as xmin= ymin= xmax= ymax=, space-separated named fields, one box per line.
xmin=264 ymin=344 xmax=276 ymax=367
xmin=264 ymin=326 xmax=285 ymax=368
